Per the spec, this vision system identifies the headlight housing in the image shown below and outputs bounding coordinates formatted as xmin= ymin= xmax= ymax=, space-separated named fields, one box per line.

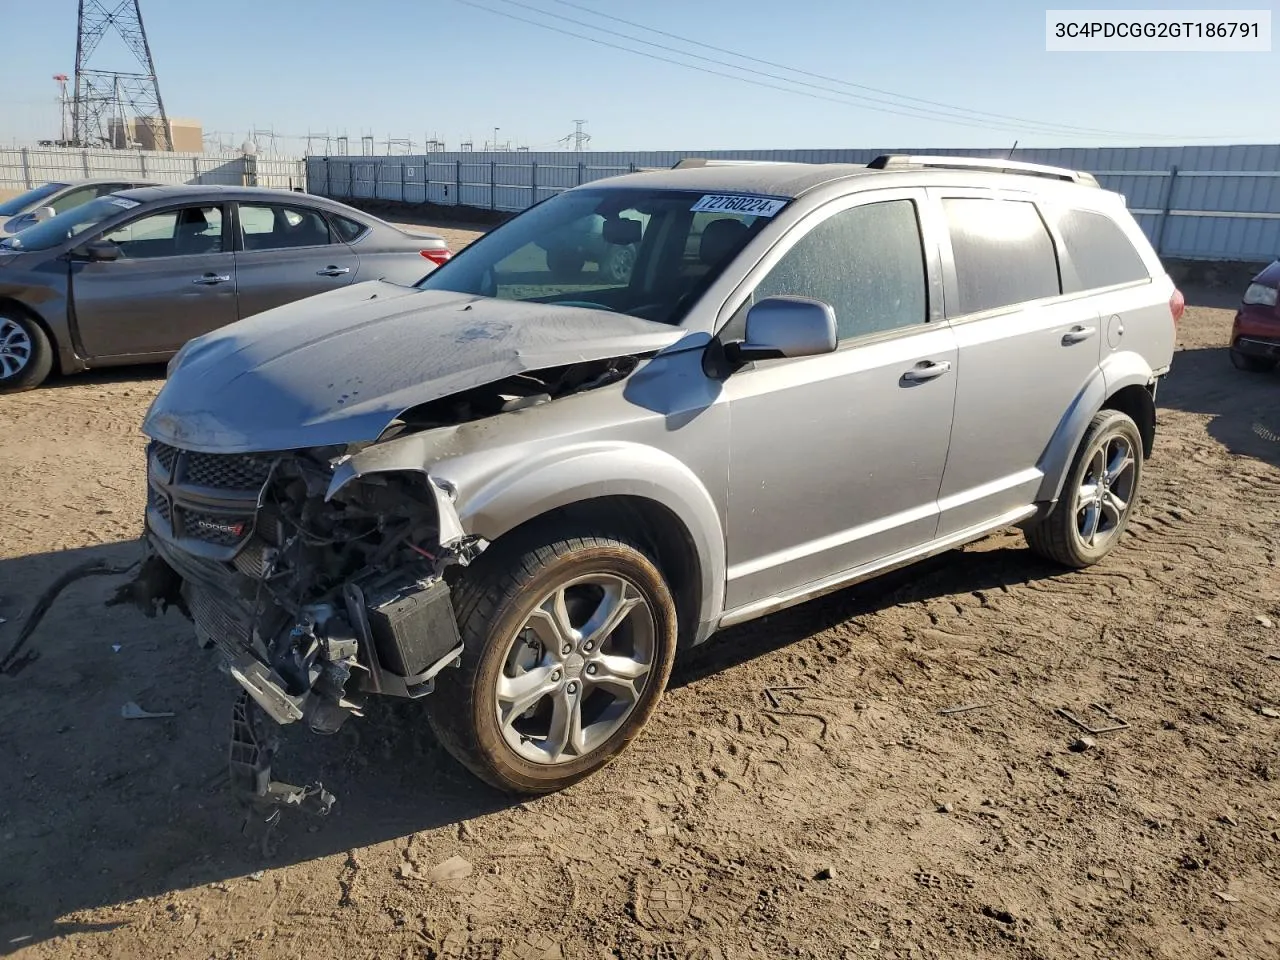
xmin=1243 ymin=282 xmax=1279 ymax=308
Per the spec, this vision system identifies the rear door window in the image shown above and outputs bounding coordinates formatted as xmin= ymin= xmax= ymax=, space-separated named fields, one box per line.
xmin=238 ymin=203 xmax=333 ymax=250
xmin=943 ymin=197 xmax=1061 ymax=315
xmin=1054 ymin=208 xmax=1150 ymax=292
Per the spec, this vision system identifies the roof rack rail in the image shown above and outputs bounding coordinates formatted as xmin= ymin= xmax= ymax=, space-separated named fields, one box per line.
xmin=671 ymin=157 xmax=803 ymax=169
xmin=866 ymin=154 xmax=1099 ymax=187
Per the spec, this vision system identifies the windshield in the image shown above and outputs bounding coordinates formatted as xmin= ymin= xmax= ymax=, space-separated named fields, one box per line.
xmin=0 ymin=182 xmax=68 ymax=217
xmin=417 ymin=187 xmax=781 ymax=325
xmin=0 ymin=195 xmax=138 ymax=252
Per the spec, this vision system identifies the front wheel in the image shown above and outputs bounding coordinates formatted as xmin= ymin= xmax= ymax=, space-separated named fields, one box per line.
xmin=1025 ymin=409 xmax=1144 ymax=569
xmin=426 ymin=526 xmax=678 ymax=793
xmin=0 ymin=309 xmax=54 ymax=393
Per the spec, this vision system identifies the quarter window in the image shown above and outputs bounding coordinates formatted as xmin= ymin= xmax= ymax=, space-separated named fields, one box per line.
xmin=331 ymin=215 xmax=368 ymax=243
xmin=748 ymin=199 xmax=927 ymax=341
xmin=943 ymin=198 xmax=1060 ymax=315
xmin=1055 ymin=208 xmax=1150 ymax=292
xmin=238 ymin=204 xmax=333 ymax=250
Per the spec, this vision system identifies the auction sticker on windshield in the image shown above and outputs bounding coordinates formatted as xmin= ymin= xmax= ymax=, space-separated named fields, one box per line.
xmin=690 ymin=194 xmax=787 ymax=217
xmin=110 ymin=197 xmax=141 ymax=209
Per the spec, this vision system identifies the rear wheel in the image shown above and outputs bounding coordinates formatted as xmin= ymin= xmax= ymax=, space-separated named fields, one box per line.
xmin=0 ymin=309 xmax=54 ymax=393
xmin=1230 ymin=348 xmax=1277 ymax=373
xmin=426 ymin=525 xmax=678 ymax=793
xmin=1025 ymin=410 xmax=1144 ymax=569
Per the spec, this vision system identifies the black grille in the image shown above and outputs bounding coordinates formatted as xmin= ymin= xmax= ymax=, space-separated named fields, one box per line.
xmin=185 ymin=584 xmax=252 ymax=655
xmin=148 ymin=484 xmax=172 ymax=523
xmin=178 ymin=508 xmax=252 ymax=547
xmin=150 ymin=441 xmax=178 ymax=474
xmin=181 ymin=452 xmax=275 ymax=491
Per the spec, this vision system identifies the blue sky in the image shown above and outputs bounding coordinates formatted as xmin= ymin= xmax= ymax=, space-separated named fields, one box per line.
xmin=1 ymin=0 xmax=1274 ymax=152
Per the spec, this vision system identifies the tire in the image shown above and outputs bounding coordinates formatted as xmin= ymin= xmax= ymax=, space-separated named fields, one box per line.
xmin=1025 ymin=409 xmax=1144 ymax=569
xmin=600 ymin=244 xmax=637 ymax=283
xmin=1230 ymin=348 xmax=1277 ymax=373
xmin=0 ymin=308 xmax=54 ymax=393
xmin=545 ymin=248 xmax=585 ymax=279
xmin=426 ymin=524 xmax=678 ymax=794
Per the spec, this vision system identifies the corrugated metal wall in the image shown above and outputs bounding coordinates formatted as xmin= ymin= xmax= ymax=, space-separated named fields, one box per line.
xmin=0 ymin=146 xmax=308 ymax=195
xmin=308 ymin=144 xmax=1280 ymax=262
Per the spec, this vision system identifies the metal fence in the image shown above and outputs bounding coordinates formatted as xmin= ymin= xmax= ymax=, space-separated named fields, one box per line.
xmin=308 ymin=144 xmax=1280 ymax=262
xmin=309 ymin=157 xmax=633 ymax=213
xmin=0 ymin=145 xmax=308 ymax=196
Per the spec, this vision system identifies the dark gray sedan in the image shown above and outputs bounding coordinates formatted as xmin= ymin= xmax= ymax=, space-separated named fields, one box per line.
xmin=0 ymin=185 xmax=451 ymax=391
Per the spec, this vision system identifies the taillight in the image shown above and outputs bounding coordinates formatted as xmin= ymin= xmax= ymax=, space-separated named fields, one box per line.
xmin=1169 ymin=287 xmax=1185 ymax=326
xmin=421 ymin=249 xmax=452 ymax=266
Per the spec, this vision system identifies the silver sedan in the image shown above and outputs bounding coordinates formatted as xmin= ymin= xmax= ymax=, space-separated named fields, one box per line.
xmin=0 ymin=184 xmax=451 ymax=391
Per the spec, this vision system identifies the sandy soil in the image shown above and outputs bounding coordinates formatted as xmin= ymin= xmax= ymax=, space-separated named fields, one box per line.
xmin=0 ymin=234 xmax=1277 ymax=959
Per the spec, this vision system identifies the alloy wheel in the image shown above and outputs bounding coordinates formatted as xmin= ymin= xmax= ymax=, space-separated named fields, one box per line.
xmin=495 ymin=572 xmax=656 ymax=765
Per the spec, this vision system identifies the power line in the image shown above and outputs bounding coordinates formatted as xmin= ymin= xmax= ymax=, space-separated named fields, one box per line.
xmin=448 ymin=0 xmax=1035 ymax=137
xmin=456 ymin=0 xmax=1243 ymax=142
xmin=495 ymin=0 xmax=1132 ymax=140
xmin=541 ymin=0 xmax=1163 ymax=139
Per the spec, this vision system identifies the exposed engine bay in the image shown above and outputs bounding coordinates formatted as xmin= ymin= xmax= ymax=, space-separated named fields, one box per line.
xmin=113 ymin=356 xmax=640 ymax=819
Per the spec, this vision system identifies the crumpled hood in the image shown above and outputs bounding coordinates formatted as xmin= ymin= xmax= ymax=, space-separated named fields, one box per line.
xmin=143 ymin=281 xmax=685 ymax=454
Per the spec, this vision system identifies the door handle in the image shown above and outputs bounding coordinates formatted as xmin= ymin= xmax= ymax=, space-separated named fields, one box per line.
xmin=192 ymin=273 xmax=231 ymax=285
xmin=317 ymin=266 xmax=351 ymax=277
xmin=1061 ymin=325 xmax=1097 ymax=345
xmin=901 ymin=360 xmax=952 ymax=383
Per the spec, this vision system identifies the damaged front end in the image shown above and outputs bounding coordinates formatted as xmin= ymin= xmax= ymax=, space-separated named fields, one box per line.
xmin=116 ymin=438 xmax=484 ymax=817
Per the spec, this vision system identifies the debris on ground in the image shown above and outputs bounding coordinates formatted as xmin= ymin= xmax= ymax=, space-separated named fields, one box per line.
xmin=0 ymin=558 xmax=140 ymax=676
xmin=428 ymin=855 xmax=473 ymax=883
xmin=1069 ymin=737 xmax=1097 ymax=753
xmin=939 ymin=703 xmax=992 ymax=716
xmin=1257 ymin=615 xmax=1275 ymax=629
xmin=1055 ymin=703 xmax=1130 ymax=735
xmin=121 ymin=701 xmax=175 ymax=720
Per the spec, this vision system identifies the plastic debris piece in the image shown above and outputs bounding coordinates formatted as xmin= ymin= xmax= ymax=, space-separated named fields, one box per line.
xmin=121 ymin=701 xmax=175 ymax=719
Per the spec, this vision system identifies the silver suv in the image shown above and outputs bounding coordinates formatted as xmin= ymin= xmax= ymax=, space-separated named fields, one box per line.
xmin=120 ymin=155 xmax=1180 ymax=806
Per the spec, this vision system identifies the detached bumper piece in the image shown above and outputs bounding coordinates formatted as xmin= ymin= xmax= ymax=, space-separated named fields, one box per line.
xmin=229 ymin=691 xmax=335 ymax=822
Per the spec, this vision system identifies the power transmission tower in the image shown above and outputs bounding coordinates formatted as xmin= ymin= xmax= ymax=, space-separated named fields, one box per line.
xmin=559 ymin=120 xmax=591 ymax=152
xmin=72 ymin=0 xmax=172 ymax=150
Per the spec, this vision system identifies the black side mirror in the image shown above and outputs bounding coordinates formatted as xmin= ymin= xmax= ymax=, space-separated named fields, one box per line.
xmin=73 ymin=240 xmax=121 ymax=262
xmin=726 ymin=296 xmax=838 ymax=364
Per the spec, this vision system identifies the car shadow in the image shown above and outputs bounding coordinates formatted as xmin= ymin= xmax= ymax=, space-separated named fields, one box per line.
xmin=1158 ymin=345 xmax=1280 ymax=467
xmin=41 ymin=364 xmax=167 ymax=391
xmin=671 ymin=540 xmax=1058 ymax=690
xmin=0 ymin=529 xmax=1062 ymax=950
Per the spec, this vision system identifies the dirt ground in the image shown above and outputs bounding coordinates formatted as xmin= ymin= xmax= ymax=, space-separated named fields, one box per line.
xmin=0 ymin=227 xmax=1277 ymax=960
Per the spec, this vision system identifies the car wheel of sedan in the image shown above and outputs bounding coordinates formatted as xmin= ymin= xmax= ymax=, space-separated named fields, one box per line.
xmin=1025 ymin=409 xmax=1144 ymax=569
xmin=426 ymin=524 xmax=678 ymax=794
xmin=1229 ymin=348 xmax=1277 ymax=373
xmin=0 ymin=309 xmax=54 ymax=393
xmin=601 ymin=244 xmax=637 ymax=283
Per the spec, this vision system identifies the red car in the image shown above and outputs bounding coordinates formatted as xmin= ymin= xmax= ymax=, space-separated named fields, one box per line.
xmin=1231 ymin=260 xmax=1280 ymax=373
